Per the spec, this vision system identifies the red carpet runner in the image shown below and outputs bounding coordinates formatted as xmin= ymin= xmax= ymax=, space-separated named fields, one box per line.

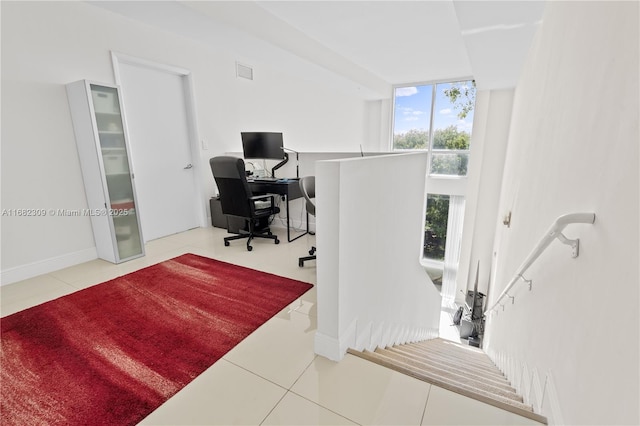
xmin=1 ymin=254 xmax=313 ymax=425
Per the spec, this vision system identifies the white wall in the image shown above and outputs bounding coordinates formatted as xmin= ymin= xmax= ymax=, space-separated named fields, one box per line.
xmin=224 ymin=151 xmax=393 ymax=235
xmin=314 ymin=153 xmax=442 ymax=360
xmin=484 ymin=2 xmax=639 ymax=424
xmin=0 ymin=2 xmax=377 ymax=283
xmin=363 ymin=99 xmax=392 ymax=151
xmin=456 ymin=89 xmax=514 ymax=301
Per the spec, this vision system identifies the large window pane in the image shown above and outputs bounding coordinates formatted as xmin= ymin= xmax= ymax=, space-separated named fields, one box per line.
xmin=430 ymin=81 xmax=475 ymax=176
xmin=393 ymin=85 xmax=432 ymax=150
xmin=392 ymin=80 xmax=475 ymax=176
xmin=424 ymin=194 xmax=450 ymax=260
xmin=430 ymin=152 xmax=469 ymax=176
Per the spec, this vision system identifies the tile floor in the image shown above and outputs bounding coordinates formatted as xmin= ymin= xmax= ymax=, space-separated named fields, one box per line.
xmin=1 ymin=226 xmax=541 ymax=425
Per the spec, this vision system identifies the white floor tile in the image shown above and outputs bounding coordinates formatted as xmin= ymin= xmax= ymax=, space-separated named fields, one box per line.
xmin=262 ymin=391 xmax=357 ymax=425
xmin=139 ymin=359 xmax=287 ymax=425
xmin=46 ymin=258 xmax=116 ymax=283
xmin=1 ymin=274 xmax=75 ymax=316
xmin=291 ymin=353 xmax=431 ymax=425
xmin=223 ymin=308 xmax=317 ymax=389
xmin=422 ymin=386 xmax=543 ymax=425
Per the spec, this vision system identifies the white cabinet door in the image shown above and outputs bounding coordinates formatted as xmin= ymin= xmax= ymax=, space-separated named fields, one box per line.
xmin=67 ymin=81 xmax=144 ymax=263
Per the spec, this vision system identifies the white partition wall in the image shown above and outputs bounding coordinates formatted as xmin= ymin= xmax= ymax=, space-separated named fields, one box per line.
xmin=314 ymin=153 xmax=442 ymax=361
xmin=222 ymin=151 xmax=393 ymax=234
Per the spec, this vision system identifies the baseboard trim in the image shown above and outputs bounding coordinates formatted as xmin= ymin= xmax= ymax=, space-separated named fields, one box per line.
xmin=487 ymin=348 xmax=564 ymax=425
xmin=1 ymin=248 xmax=98 ymax=286
xmin=354 ymin=321 xmax=373 ymax=351
xmin=314 ymin=332 xmax=344 ymax=361
xmin=357 ymin=321 xmax=439 ymax=352
xmin=543 ymin=372 xmax=565 ymax=425
xmin=314 ymin=318 xmax=358 ymax=361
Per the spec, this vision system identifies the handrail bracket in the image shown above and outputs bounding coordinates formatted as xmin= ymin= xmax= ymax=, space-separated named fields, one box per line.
xmin=518 ymin=274 xmax=533 ymax=290
xmin=484 ymin=212 xmax=595 ymax=315
xmin=556 ymin=233 xmax=580 ymax=258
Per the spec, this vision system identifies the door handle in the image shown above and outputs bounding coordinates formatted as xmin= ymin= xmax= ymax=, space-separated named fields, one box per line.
xmin=183 ymin=163 xmax=193 ymax=170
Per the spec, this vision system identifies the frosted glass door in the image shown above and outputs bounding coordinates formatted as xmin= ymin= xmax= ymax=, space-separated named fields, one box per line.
xmin=90 ymin=84 xmax=143 ymax=260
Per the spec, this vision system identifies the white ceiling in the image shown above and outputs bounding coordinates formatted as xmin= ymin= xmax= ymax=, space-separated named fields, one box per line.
xmin=93 ymin=0 xmax=546 ymax=99
xmin=254 ymin=1 xmax=474 ymax=85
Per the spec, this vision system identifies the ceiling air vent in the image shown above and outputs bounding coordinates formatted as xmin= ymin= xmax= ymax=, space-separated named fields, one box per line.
xmin=236 ymin=62 xmax=254 ymax=80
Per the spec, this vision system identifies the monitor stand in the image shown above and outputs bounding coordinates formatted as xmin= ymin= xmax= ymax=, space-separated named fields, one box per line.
xmin=271 ymin=152 xmax=288 ymax=178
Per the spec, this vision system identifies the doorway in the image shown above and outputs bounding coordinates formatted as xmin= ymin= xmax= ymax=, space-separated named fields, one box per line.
xmin=112 ymin=53 xmax=204 ymax=242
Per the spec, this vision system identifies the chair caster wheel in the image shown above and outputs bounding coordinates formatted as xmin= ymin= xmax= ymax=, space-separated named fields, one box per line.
xmin=247 ymin=245 xmax=253 ymax=251
xmin=224 ymin=241 xmax=230 ymax=247
xmin=299 ymin=260 xmax=304 ymax=267
xmin=309 ymin=249 xmax=314 ymax=255
xmin=275 ymin=239 xmax=280 ymax=244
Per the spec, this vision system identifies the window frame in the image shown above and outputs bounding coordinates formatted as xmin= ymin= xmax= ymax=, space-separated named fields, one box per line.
xmin=390 ymin=78 xmax=475 ymax=178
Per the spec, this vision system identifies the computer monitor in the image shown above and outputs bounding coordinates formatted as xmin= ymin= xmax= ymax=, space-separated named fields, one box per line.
xmin=241 ymin=132 xmax=285 ymax=160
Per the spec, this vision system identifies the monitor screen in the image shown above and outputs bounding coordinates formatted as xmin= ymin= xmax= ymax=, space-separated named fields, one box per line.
xmin=241 ymin=132 xmax=285 ymax=160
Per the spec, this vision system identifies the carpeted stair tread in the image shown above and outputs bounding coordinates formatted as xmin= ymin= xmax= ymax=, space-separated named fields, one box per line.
xmin=413 ymin=340 xmax=497 ymax=367
xmin=350 ymin=349 xmax=535 ymax=414
xmin=380 ymin=347 xmax=513 ymax=390
xmin=413 ymin=340 xmax=494 ymax=361
xmin=404 ymin=347 xmax=502 ymax=375
xmin=391 ymin=345 xmax=505 ymax=378
xmin=395 ymin=346 xmax=501 ymax=373
xmin=418 ymin=337 xmax=490 ymax=355
xmin=406 ymin=345 xmax=501 ymax=374
xmin=374 ymin=349 xmax=521 ymax=401
xmin=347 ymin=338 xmax=547 ymax=425
xmin=422 ymin=337 xmax=487 ymax=352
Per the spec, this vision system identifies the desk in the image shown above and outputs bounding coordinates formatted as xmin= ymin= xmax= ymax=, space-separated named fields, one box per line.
xmin=248 ymin=179 xmax=308 ymax=242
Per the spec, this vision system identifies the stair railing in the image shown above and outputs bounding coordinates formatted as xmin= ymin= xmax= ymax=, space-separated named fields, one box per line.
xmin=485 ymin=212 xmax=596 ymax=315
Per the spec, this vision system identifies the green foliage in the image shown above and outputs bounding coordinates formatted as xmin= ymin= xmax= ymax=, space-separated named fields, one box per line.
xmin=431 ymin=153 xmax=469 ymax=175
xmin=443 ymin=81 xmax=476 ymax=120
xmin=424 ymin=194 xmax=450 ymax=260
xmin=393 ymin=128 xmax=429 ymax=150
xmin=394 ymin=126 xmax=470 ymax=175
xmin=394 ymin=126 xmax=470 ymax=151
xmin=432 ymin=125 xmax=470 ymax=150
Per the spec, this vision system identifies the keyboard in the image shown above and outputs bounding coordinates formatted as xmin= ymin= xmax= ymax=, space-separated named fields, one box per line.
xmin=253 ymin=177 xmax=278 ymax=182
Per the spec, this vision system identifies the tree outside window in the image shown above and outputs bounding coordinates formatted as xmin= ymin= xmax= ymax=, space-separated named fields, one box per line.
xmin=393 ymin=80 xmax=475 ymax=176
xmin=424 ymin=194 xmax=450 ymax=260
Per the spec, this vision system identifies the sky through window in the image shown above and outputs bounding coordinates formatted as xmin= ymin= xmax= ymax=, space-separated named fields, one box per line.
xmin=393 ymin=83 xmax=474 ymax=135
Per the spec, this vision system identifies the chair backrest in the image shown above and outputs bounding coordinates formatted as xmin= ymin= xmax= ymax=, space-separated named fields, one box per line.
xmin=299 ymin=176 xmax=316 ymax=217
xmin=210 ymin=156 xmax=253 ymax=218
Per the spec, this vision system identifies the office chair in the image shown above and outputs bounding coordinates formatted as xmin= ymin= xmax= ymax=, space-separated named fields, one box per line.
xmin=298 ymin=176 xmax=316 ymax=267
xmin=210 ymin=156 xmax=280 ymax=251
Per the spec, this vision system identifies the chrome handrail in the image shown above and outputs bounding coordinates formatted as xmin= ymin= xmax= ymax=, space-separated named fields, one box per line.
xmin=485 ymin=213 xmax=596 ymax=314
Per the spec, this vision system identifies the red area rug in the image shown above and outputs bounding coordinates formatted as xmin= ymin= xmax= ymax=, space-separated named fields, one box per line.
xmin=1 ymin=254 xmax=312 ymax=425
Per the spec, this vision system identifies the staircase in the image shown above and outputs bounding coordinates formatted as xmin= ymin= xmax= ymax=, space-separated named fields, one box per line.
xmin=347 ymin=338 xmax=547 ymax=424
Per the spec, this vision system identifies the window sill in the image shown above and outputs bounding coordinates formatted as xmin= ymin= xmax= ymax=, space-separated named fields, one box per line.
xmin=428 ymin=174 xmax=468 ymax=180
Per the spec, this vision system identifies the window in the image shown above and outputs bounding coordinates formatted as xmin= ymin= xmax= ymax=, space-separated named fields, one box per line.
xmin=423 ymin=193 xmax=466 ymax=303
xmin=392 ymin=80 xmax=476 ymax=176
xmin=424 ymin=194 xmax=449 ymax=260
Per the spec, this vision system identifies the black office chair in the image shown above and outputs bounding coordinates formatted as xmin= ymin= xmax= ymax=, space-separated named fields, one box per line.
xmin=210 ymin=156 xmax=280 ymax=251
xmin=298 ymin=176 xmax=316 ymax=267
